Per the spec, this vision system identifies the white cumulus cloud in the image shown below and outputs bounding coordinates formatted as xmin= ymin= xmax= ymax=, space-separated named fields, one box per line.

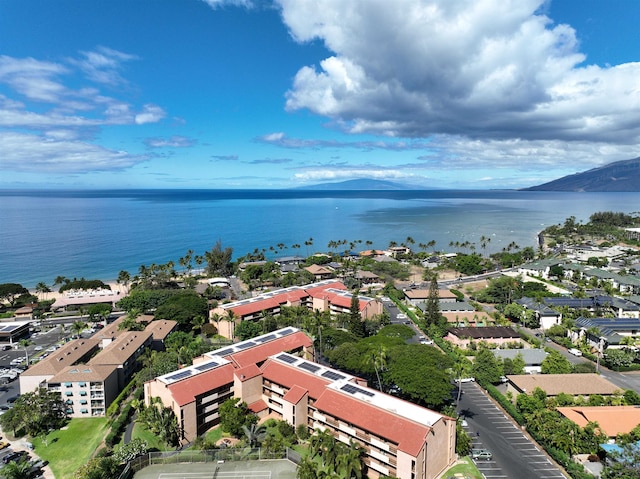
xmin=278 ymin=0 xmax=640 ymax=144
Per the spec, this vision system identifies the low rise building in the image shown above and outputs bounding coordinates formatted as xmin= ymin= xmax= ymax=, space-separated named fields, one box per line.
xmin=492 ymin=349 xmax=548 ymax=374
xmin=211 ymin=280 xmax=382 ymax=339
xmin=145 ymin=328 xmax=457 ymax=479
xmin=557 ymin=406 xmax=640 ymax=438
xmin=445 ymin=326 xmax=521 ymax=349
xmin=506 ymin=374 xmax=620 ymax=399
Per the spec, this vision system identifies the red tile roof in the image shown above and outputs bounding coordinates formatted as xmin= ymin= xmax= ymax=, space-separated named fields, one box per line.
xmin=226 ymin=332 xmax=312 ymax=368
xmin=235 ymin=364 xmax=261 ymax=381
xmin=248 ymin=399 xmax=268 ymax=413
xmin=168 ymin=363 xmax=235 ymax=407
xmin=261 ymin=359 xmax=330 ymax=399
xmin=283 ymin=384 xmax=308 ymax=404
xmin=313 ymin=388 xmax=431 ymax=456
xmin=305 ymin=281 xmax=346 ymax=296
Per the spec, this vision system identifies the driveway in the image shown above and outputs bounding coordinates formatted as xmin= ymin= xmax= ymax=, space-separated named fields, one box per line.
xmin=457 ymin=382 xmax=567 ymax=479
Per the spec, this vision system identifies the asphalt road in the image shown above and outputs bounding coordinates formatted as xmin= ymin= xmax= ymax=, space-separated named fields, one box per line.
xmin=457 ymin=382 xmax=567 ymax=479
xmin=540 ymin=336 xmax=640 ymax=394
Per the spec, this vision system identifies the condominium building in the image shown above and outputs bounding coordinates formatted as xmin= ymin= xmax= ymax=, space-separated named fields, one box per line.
xmin=210 ymin=280 xmax=382 ymax=339
xmin=145 ymin=328 xmax=456 ymax=479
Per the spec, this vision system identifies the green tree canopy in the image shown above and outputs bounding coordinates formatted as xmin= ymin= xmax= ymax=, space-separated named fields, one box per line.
xmin=0 ymin=283 xmax=29 ymax=307
xmin=541 ymin=350 xmax=572 ymax=374
xmin=153 ymin=291 xmax=208 ymax=327
xmin=219 ymin=398 xmax=257 ymax=438
xmin=235 ymin=320 xmax=263 ymax=340
xmin=385 ymin=344 xmax=454 ymax=409
xmin=471 ymin=347 xmax=503 ymax=384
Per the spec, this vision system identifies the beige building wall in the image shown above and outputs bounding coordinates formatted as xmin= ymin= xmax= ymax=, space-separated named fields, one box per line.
xmin=19 ymin=374 xmax=50 ymax=394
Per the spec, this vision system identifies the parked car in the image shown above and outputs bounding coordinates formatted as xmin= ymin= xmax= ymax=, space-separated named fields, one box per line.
xmin=0 ymin=441 xmax=9 ymax=450
xmin=2 ymin=451 xmax=26 ymax=464
xmin=455 ymin=377 xmax=475 ymax=383
xmin=568 ymin=348 xmax=583 ymax=357
xmin=471 ymin=449 xmax=493 ymax=460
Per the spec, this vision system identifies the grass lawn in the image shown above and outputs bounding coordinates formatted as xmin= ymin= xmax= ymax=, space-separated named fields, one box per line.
xmin=32 ymin=418 xmax=109 ymax=479
xmin=441 ymin=457 xmax=483 ymax=478
xmin=128 ymin=423 xmax=174 ymax=452
xmin=203 ymin=427 xmax=223 ymax=443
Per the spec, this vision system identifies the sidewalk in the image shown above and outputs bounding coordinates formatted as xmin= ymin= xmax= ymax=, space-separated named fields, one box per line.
xmin=0 ymin=428 xmax=55 ymax=479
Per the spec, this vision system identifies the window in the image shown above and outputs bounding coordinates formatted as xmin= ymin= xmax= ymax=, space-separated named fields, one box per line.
xmin=79 ymin=399 xmax=87 ymax=405
xmin=80 ymin=408 xmax=88 ymax=414
xmin=65 ymin=391 xmax=73 ymax=396
xmin=79 ymin=382 xmax=86 ymax=387
xmin=64 ymin=382 xmax=72 ymax=387
xmin=79 ymin=391 xmax=87 ymax=396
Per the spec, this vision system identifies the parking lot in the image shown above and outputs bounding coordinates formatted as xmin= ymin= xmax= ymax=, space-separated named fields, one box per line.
xmin=458 ymin=382 xmax=567 ymax=479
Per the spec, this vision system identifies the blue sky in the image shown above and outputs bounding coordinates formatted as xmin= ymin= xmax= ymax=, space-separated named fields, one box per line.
xmin=0 ymin=0 xmax=638 ymax=190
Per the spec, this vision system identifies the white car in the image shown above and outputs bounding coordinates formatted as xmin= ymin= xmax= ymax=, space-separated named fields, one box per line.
xmin=568 ymin=348 xmax=583 ymax=357
xmin=34 ymin=346 xmax=43 ymax=351
xmin=397 ymin=313 xmax=407 ymax=319
xmin=455 ymin=377 xmax=475 ymax=383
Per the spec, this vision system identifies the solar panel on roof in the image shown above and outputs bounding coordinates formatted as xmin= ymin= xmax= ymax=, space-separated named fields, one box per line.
xmin=298 ymin=362 xmax=320 ymax=373
xmin=255 ymin=334 xmax=275 ymax=343
xmin=277 ymin=354 xmax=297 ymax=364
xmin=214 ymin=349 xmax=233 ymax=356
xmin=165 ymin=370 xmax=192 ymax=382
xmin=340 ymin=383 xmax=374 ymax=397
xmin=322 ymin=371 xmax=345 ymax=381
xmin=279 ymin=328 xmax=294 ymax=335
xmin=194 ymin=361 xmax=218 ymax=372
xmin=236 ymin=341 xmax=255 ymax=350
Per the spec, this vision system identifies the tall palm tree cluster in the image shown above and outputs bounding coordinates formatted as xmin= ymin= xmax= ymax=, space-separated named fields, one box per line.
xmin=297 ymin=430 xmax=365 ymax=479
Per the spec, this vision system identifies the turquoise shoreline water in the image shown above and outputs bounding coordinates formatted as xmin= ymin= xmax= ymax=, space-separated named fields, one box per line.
xmin=2 ymin=189 xmax=639 ymax=287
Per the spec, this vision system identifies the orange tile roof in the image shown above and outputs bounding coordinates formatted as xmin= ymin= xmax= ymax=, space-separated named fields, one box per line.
xmin=168 ymin=363 xmax=235 ymax=407
xmin=225 ymin=331 xmax=312 ymax=368
xmin=557 ymin=406 xmax=640 ymax=437
xmin=314 ymin=388 xmax=431 ymax=456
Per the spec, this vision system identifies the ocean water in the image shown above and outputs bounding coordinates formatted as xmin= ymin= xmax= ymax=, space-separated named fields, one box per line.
xmin=1 ymin=189 xmax=639 ymax=287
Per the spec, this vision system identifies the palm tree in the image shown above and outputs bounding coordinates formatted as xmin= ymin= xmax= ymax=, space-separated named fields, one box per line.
xmin=336 ymin=440 xmax=364 ymax=479
xmin=242 ymin=423 xmax=267 ymax=447
xmin=192 ymin=314 xmax=207 ymax=336
xmin=18 ymin=338 xmax=33 ymax=366
xmin=365 ymin=346 xmax=387 ymax=391
xmin=297 ymin=457 xmax=318 ymax=479
xmin=70 ymin=320 xmax=86 ymax=338
xmin=35 ymin=281 xmax=51 ymax=300
xmin=1 ymin=457 xmax=32 ymax=479
xmin=117 ymin=270 xmax=131 ymax=293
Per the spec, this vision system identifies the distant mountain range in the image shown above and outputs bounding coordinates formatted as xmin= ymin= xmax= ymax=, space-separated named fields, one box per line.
xmin=524 ymin=157 xmax=640 ymax=192
xmin=297 ymin=179 xmax=414 ymax=190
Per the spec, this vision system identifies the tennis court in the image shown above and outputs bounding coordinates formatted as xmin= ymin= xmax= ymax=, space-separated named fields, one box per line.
xmin=133 ymin=459 xmax=297 ymax=479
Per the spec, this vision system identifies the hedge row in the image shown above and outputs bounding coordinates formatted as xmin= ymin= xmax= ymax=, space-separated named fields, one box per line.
xmin=106 ymin=402 xmax=134 ymax=447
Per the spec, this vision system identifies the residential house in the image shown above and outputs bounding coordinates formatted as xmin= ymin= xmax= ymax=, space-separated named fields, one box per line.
xmin=304 ymin=264 xmax=334 ymax=281
xmin=492 ymin=349 xmax=548 ymax=374
xmin=570 ymin=317 xmax=640 ymax=350
xmin=516 ymin=297 xmax=562 ymax=330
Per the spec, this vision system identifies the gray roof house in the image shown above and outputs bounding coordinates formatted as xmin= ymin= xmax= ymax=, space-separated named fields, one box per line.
xmin=493 ymin=348 xmax=548 ymax=374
